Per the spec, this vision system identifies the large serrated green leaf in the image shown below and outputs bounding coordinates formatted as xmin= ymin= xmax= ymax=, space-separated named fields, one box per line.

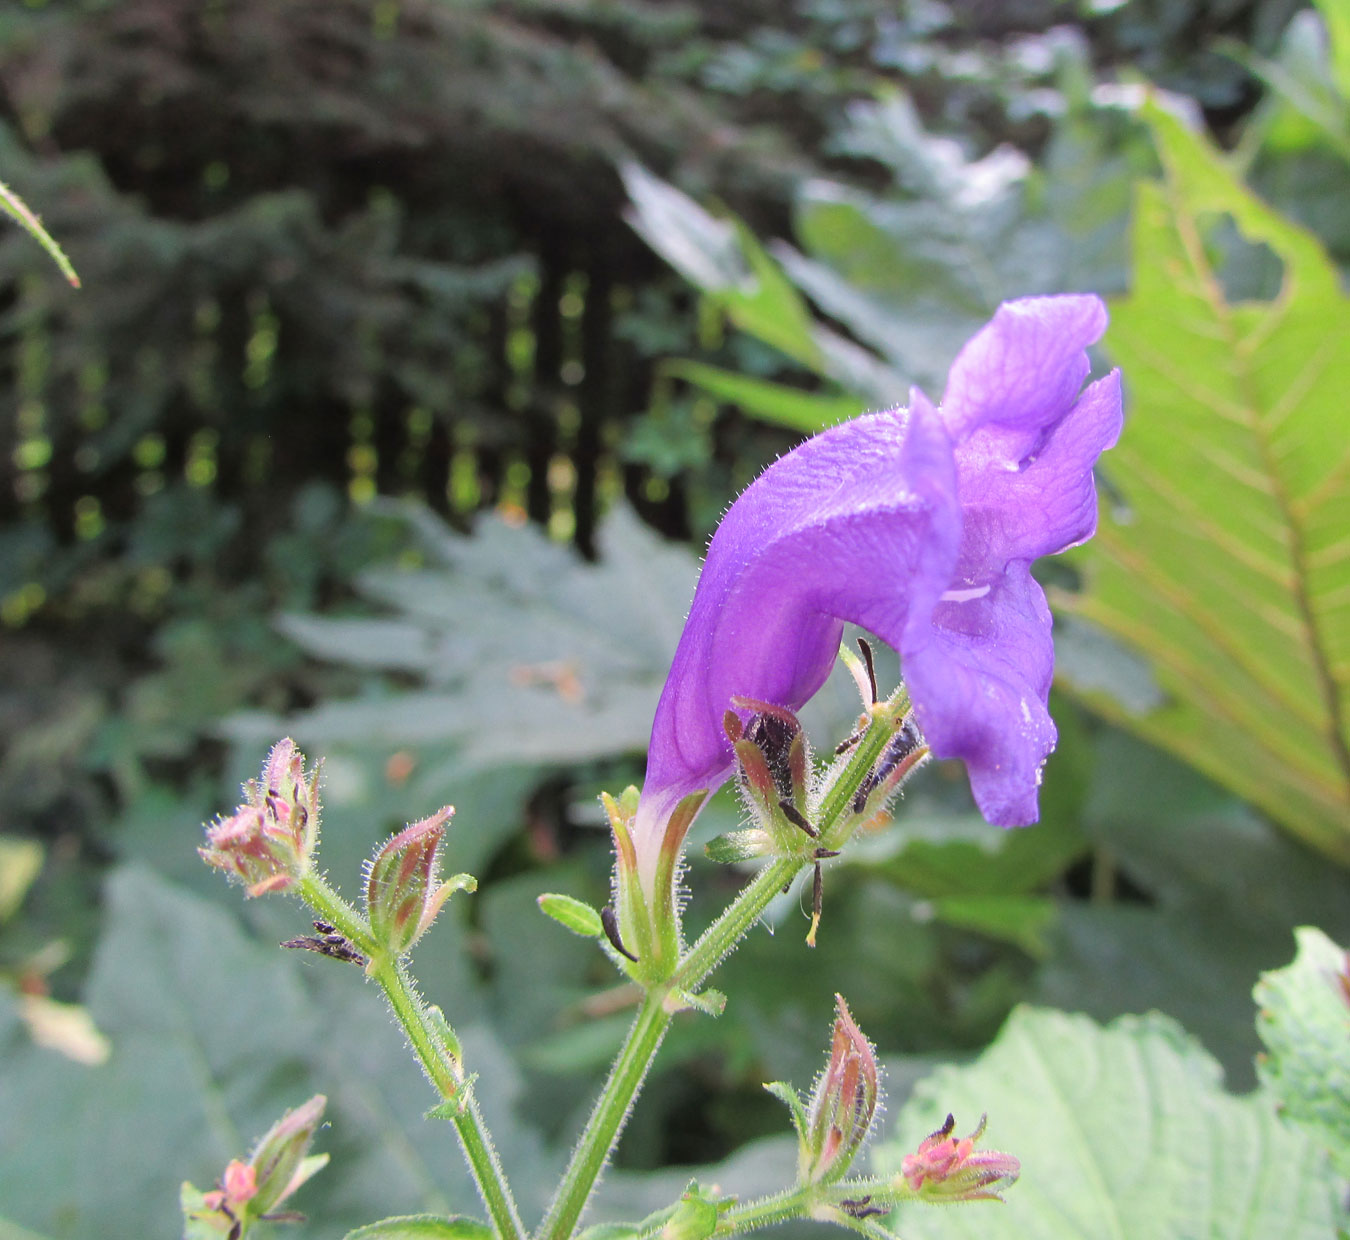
xmin=1059 ymin=102 xmax=1350 ymax=862
xmin=1254 ymin=927 xmax=1350 ymax=1176
xmin=875 ymin=1007 xmax=1345 ymax=1239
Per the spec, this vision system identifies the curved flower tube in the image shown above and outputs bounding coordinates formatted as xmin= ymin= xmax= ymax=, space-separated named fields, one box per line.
xmin=634 ymin=295 xmax=1122 ymax=894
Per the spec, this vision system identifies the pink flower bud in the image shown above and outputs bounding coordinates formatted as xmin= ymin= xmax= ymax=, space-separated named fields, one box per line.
xmin=189 ymin=1096 xmax=328 ymax=1235
xmin=200 ymin=1159 xmax=257 ymax=1216
xmin=900 ymin=1112 xmax=1020 ymax=1202
xmin=364 ymin=808 xmax=474 ymax=955
xmin=802 ymin=994 xmax=880 ymax=1183
xmin=199 ymin=739 xmax=321 ymax=897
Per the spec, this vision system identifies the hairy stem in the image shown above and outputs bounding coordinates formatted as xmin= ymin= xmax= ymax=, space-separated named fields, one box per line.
xmin=537 ymin=989 xmax=670 ymax=1240
xmin=539 ymin=698 xmax=916 ymax=1238
xmin=298 ymin=874 xmax=526 ymax=1240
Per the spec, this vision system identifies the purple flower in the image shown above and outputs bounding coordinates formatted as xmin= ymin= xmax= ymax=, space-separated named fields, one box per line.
xmin=635 ymin=295 xmax=1121 ymax=886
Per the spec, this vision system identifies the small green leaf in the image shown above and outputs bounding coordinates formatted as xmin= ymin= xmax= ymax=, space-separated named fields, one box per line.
xmin=763 ymin=1079 xmax=809 ymax=1144
xmin=660 ymin=1187 xmax=720 ymax=1240
xmin=537 ymin=892 xmax=605 ymax=939
xmin=424 ymin=1074 xmax=477 ymax=1121
xmin=343 ymin=1216 xmax=493 ymax=1240
xmin=179 ymin=1181 xmax=217 ymax=1240
xmin=1254 ymin=927 xmax=1350 ymax=1176
xmin=667 ymin=988 xmax=726 ymax=1018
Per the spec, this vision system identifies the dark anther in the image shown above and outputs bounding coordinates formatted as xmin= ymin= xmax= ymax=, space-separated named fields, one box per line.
xmin=840 ymin=1196 xmax=887 ymax=1220
xmin=851 ymin=717 xmax=923 ymax=813
xmin=851 ymin=772 xmax=877 ymax=815
xmin=814 ymin=847 xmax=841 ymax=860
xmin=744 ymin=712 xmax=800 ymax=799
xmin=856 ymin=637 xmax=878 ymax=704
xmin=778 ymin=798 xmax=818 ymax=838
xmin=282 ymin=932 xmax=367 ymax=966
xmin=293 ymin=803 xmax=308 ymax=830
xmin=600 ymin=906 xmax=638 ymax=962
xmin=833 ymin=729 xmax=864 ymax=756
xmin=781 ymin=882 xmax=793 ymax=894
xmin=312 ymin=919 xmax=336 ymax=935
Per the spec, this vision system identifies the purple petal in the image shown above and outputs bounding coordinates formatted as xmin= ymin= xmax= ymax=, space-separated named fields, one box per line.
xmin=635 ymin=398 xmax=959 ymax=861
xmin=954 ymin=370 xmax=1123 ymax=567
xmin=906 ymin=563 xmax=1056 ymax=825
xmin=913 ymin=365 xmax=1122 ymax=825
xmin=940 ymin=295 xmax=1107 ymax=444
xmin=634 ymin=293 xmax=1122 ymax=869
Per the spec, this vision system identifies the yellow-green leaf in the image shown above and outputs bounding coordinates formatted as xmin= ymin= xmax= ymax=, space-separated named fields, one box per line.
xmin=1059 ymin=102 xmax=1350 ymax=862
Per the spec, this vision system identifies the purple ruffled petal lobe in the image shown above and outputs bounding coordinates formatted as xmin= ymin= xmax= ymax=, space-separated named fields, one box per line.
xmin=632 ymin=292 xmax=1121 ymax=887
xmin=954 ymin=369 xmax=1123 ymax=567
xmin=940 ymin=295 xmax=1107 ymax=443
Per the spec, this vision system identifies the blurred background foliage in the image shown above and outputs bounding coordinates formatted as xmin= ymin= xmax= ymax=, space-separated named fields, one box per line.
xmin=0 ymin=2 xmax=1348 ymax=1238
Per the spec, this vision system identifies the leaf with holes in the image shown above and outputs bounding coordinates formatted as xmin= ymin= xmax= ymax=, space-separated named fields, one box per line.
xmin=1057 ymin=102 xmax=1350 ymax=862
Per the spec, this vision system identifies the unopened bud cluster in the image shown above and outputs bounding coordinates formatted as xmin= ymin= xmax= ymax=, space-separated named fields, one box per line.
xmin=199 ymin=739 xmax=321 ymax=897
xmin=801 ymin=994 xmax=880 ymax=1183
xmin=768 ymin=994 xmax=881 ymax=1187
xmin=364 ymin=808 xmax=475 ymax=957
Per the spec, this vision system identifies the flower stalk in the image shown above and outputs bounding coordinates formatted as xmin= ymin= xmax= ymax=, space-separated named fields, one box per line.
xmin=294 ymin=873 xmax=526 ymax=1240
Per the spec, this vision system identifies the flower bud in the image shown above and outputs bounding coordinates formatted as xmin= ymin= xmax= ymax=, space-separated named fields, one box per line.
xmin=249 ymin=1094 xmax=328 ymax=1217
xmin=899 ymin=1112 xmax=1020 ymax=1202
xmin=199 ymin=739 xmax=321 ymax=897
xmin=801 ymin=994 xmax=880 ymax=1184
xmin=364 ymin=808 xmax=474 ymax=956
xmin=188 ymin=1095 xmax=328 ymax=1235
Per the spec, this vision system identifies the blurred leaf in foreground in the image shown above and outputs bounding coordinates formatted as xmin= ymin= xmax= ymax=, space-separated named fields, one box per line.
xmin=0 ymin=866 xmax=540 ymax=1239
xmin=1254 ymin=926 xmax=1350 ymax=1177
xmin=876 ymin=1007 xmax=1345 ymax=1239
xmin=1060 ymin=101 xmax=1350 ymax=863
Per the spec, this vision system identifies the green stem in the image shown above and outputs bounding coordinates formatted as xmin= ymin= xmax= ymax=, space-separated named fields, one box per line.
xmin=537 ymin=989 xmax=670 ymax=1240
xmin=298 ymin=874 xmax=526 ymax=1240
xmin=537 ymin=696 xmax=916 ymax=1240
xmin=713 ymin=1177 xmax=909 ymax=1239
xmin=714 ymin=1185 xmax=812 ymax=1237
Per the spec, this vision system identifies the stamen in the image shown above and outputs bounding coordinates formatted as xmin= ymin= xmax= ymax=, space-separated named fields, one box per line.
xmin=600 ymin=906 xmax=638 ymax=962
xmin=856 ymin=637 xmax=878 ymax=704
xmin=778 ymin=798 xmax=818 ymax=838
xmin=806 ymin=860 xmax=823 ymax=947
